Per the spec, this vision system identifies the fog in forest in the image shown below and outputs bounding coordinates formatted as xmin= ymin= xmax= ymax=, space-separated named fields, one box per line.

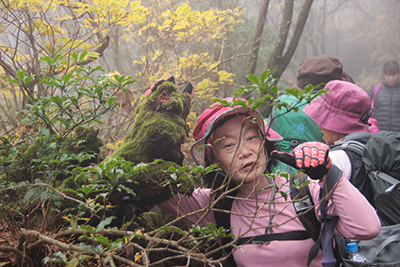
xmin=0 ymin=0 xmax=399 ymax=138
xmin=273 ymin=0 xmax=400 ymax=92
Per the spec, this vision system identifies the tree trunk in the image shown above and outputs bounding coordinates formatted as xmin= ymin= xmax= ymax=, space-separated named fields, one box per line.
xmin=266 ymin=0 xmax=314 ymax=80
xmin=247 ymin=0 xmax=271 ymax=76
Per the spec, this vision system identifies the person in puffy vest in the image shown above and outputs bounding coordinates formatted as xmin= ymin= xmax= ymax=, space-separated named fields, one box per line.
xmin=369 ymin=60 xmax=400 ymax=132
xmin=269 ymin=55 xmax=355 ymax=174
xmin=303 ymin=80 xmax=375 ymax=205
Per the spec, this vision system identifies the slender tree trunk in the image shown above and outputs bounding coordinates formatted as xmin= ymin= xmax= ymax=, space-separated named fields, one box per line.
xmin=267 ymin=0 xmax=314 ymax=80
xmin=247 ymin=0 xmax=271 ymax=76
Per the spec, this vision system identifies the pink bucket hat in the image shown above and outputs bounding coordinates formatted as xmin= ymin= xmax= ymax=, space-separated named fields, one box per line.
xmin=191 ymin=97 xmax=282 ymax=167
xmin=303 ymin=80 xmax=372 ymax=134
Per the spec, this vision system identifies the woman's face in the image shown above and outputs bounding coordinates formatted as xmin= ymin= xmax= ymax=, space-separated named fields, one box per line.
xmin=384 ymin=73 xmax=399 ymax=87
xmin=318 ymin=126 xmax=346 ymax=145
xmin=212 ymin=117 xmax=266 ymax=184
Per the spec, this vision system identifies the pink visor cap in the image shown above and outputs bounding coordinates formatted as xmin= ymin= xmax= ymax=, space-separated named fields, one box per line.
xmin=303 ymin=80 xmax=372 ymax=134
xmin=191 ymin=97 xmax=282 ymax=167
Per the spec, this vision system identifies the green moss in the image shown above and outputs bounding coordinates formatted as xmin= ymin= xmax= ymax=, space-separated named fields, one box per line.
xmin=109 ymin=161 xmax=195 ymax=210
xmin=72 ymin=126 xmax=104 ymax=155
xmin=3 ymin=126 xmax=104 ymax=184
xmin=109 ymin=80 xmax=196 ymax=207
xmin=112 ymin=81 xmax=191 ymax=166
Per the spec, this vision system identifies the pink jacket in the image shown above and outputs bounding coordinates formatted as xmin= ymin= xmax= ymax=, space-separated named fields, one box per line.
xmin=160 ymin=173 xmax=381 ymax=267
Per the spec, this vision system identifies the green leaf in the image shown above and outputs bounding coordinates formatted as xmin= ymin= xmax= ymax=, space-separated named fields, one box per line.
xmin=79 ymin=50 xmax=89 ymax=62
xmin=79 ymin=243 xmax=97 ymax=253
xmin=59 ymin=153 xmax=68 ymax=162
xmin=41 ymin=56 xmax=53 ymax=65
xmin=66 ymin=258 xmax=79 ymax=267
xmin=106 ymin=97 xmax=116 ymax=107
xmin=8 ymin=78 xmax=21 ymax=85
xmin=71 ymin=52 xmax=79 ymax=63
xmin=50 ymin=95 xmax=62 ymax=106
xmin=271 ymin=85 xmax=278 ymax=95
xmin=40 ymin=127 xmax=50 ymax=138
xmin=78 ymin=225 xmax=95 ymax=234
xmin=24 ymin=76 xmax=34 ymax=86
xmin=247 ymin=74 xmax=260 ymax=85
xmin=167 ymin=165 xmax=177 ymax=172
xmin=260 ymin=70 xmax=271 ymax=85
xmin=96 ymin=216 xmax=116 ymax=231
xmin=17 ymin=70 xmax=26 ymax=81
xmin=94 ymin=235 xmax=110 ymax=247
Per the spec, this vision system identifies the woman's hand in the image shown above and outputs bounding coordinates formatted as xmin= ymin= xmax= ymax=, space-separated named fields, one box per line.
xmin=271 ymin=141 xmax=332 ymax=180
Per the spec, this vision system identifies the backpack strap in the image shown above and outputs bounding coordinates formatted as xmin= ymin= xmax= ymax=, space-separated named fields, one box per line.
xmin=214 ymin=167 xmax=342 ymax=267
xmin=372 ymin=171 xmax=400 ymax=186
xmin=371 ymin=83 xmax=382 ymax=110
xmin=214 ymin=189 xmax=236 ymax=243
xmin=331 ymin=140 xmax=364 ymax=155
xmin=290 ymin=173 xmax=321 ymax=241
xmin=330 ymin=132 xmax=371 ymax=155
xmin=213 ymin=174 xmax=319 ymax=250
xmin=306 ymin=165 xmax=343 ymax=267
xmin=237 ymin=230 xmax=311 ymax=245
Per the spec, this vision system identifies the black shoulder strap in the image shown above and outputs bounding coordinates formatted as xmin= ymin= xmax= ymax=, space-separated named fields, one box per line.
xmin=213 ymin=188 xmax=238 ymax=267
xmin=306 ymin=165 xmax=343 ymax=266
xmin=290 ymin=174 xmax=321 ymax=241
xmin=213 ymin=168 xmax=342 ymax=267
xmin=214 ymin=174 xmax=320 ymax=245
xmin=214 ymin=189 xmax=236 ymax=241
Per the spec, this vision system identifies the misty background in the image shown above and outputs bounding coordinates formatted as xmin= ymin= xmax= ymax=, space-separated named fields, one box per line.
xmin=275 ymin=0 xmax=399 ymax=92
xmin=90 ymin=0 xmax=399 ymax=95
xmin=1 ymin=0 xmax=398 ymax=141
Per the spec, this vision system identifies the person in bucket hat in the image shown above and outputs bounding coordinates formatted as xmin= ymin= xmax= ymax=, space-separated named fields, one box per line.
xmin=269 ymin=55 xmax=355 ymax=175
xmin=157 ymin=96 xmax=379 ymax=267
xmin=303 ymin=80 xmax=375 ymax=205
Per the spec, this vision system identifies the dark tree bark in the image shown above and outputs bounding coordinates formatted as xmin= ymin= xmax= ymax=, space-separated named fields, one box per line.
xmin=266 ymin=0 xmax=314 ymax=79
xmin=247 ymin=0 xmax=271 ymax=76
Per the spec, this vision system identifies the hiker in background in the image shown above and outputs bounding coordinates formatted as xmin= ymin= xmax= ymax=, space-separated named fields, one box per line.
xmin=303 ymin=80 xmax=375 ymax=205
xmin=369 ymin=60 xmax=400 ymax=133
xmin=155 ymin=97 xmax=380 ymax=267
xmin=269 ymin=55 xmax=355 ymax=174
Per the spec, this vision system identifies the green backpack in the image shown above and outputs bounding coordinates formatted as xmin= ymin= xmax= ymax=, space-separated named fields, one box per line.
xmin=268 ymin=94 xmax=323 ymax=173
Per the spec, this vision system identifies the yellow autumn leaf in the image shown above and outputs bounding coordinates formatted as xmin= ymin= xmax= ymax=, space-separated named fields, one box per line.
xmin=55 ymin=13 xmax=73 ymax=21
xmin=173 ymin=23 xmax=187 ymax=31
xmin=176 ymin=2 xmax=191 ymax=15
xmin=96 ymin=0 xmax=113 ymax=7
xmin=218 ymin=70 xmax=235 ymax=82
xmin=198 ymin=79 xmax=209 ymax=90
xmin=105 ymin=71 xmax=121 ymax=78
xmin=208 ymin=62 xmax=219 ymax=71
xmin=152 ymin=50 xmax=162 ymax=61
xmin=0 ymin=44 xmax=10 ymax=53
xmin=209 ymin=80 xmax=218 ymax=87
xmin=118 ymin=0 xmax=130 ymax=8
xmin=179 ymin=57 xmax=188 ymax=63
xmin=87 ymin=52 xmax=100 ymax=59
xmin=163 ymin=19 xmax=173 ymax=27
xmin=62 ymin=216 xmax=73 ymax=222
xmin=134 ymin=251 xmax=145 ymax=263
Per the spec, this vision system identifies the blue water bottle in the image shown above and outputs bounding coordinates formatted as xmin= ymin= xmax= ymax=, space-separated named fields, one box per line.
xmin=346 ymin=242 xmax=368 ymax=263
